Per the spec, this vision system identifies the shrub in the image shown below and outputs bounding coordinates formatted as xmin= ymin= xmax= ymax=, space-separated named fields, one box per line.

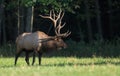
xmin=0 ymin=39 xmax=120 ymax=57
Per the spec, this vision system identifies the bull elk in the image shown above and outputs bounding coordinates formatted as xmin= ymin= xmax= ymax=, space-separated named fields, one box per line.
xmin=14 ymin=9 xmax=71 ymax=66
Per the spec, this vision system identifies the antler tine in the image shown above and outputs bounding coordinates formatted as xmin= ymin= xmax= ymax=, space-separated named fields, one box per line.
xmin=57 ymin=30 xmax=71 ymax=37
xmin=56 ymin=22 xmax=71 ymax=37
xmin=51 ymin=9 xmax=56 ymax=19
xmin=64 ymin=30 xmax=71 ymax=37
xmin=50 ymin=10 xmax=52 ymax=18
xmin=57 ymin=11 xmax=64 ymax=28
xmin=39 ymin=10 xmax=51 ymax=19
xmin=54 ymin=9 xmax=65 ymax=35
xmin=63 ymin=30 xmax=71 ymax=37
xmin=60 ymin=11 xmax=64 ymax=21
xmin=57 ymin=23 xmax=66 ymax=34
xmin=56 ymin=9 xmax=62 ymax=21
xmin=39 ymin=9 xmax=57 ymax=28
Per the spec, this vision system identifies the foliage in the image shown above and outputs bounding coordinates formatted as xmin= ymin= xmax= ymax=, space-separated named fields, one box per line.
xmin=5 ymin=0 xmax=79 ymax=12
xmin=0 ymin=43 xmax=15 ymax=57
xmin=35 ymin=0 xmax=78 ymax=13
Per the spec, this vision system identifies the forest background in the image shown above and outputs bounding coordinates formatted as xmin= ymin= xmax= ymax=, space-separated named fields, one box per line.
xmin=0 ymin=0 xmax=120 ymax=57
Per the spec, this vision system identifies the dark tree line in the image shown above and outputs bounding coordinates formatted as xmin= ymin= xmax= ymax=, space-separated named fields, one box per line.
xmin=0 ymin=0 xmax=120 ymax=45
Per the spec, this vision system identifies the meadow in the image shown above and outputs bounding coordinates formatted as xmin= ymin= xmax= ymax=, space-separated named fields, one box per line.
xmin=0 ymin=57 xmax=120 ymax=76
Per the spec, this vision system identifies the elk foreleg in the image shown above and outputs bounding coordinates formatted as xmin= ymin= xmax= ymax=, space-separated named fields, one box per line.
xmin=38 ymin=52 xmax=42 ymax=65
xmin=14 ymin=51 xmax=23 ymax=66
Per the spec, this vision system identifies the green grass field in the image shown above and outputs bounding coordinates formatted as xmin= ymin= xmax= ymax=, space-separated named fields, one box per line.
xmin=0 ymin=57 xmax=120 ymax=76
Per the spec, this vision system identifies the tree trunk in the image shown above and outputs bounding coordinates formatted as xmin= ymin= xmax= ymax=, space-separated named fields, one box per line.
xmin=108 ymin=0 xmax=113 ymax=38
xmin=2 ymin=12 xmax=6 ymax=44
xmin=25 ymin=6 xmax=34 ymax=32
xmin=84 ymin=0 xmax=93 ymax=42
xmin=0 ymin=3 xmax=3 ymax=45
xmin=0 ymin=0 xmax=4 ymax=45
xmin=20 ymin=7 xmax=25 ymax=34
xmin=95 ymin=0 xmax=103 ymax=40
xmin=17 ymin=0 xmax=20 ymax=35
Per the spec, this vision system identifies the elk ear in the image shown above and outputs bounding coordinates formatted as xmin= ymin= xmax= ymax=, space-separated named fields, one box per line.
xmin=54 ymin=36 xmax=61 ymax=41
xmin=54 ymin=38 xmax=58 ymax=41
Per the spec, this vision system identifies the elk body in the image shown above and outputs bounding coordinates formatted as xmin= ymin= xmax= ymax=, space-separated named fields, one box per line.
xmin=14 ymin=9 xmax=71 ymax=65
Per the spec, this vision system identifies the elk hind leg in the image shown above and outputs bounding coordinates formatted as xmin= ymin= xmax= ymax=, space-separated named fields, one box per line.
xmin=38 ymin=52 xmax=42 ymax=65
xmin=25 ymin=51 xmax=30 ymax=65
xmin=32 ymin=51 xmax=36 ymax=65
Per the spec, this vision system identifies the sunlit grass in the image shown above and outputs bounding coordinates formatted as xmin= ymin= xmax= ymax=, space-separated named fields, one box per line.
xmin=0 ymin=57 xmax=120 ymax=76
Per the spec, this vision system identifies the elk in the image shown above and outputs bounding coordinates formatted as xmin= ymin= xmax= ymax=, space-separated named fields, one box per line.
xmin=14 ymin=9 xmax=71 ymax=66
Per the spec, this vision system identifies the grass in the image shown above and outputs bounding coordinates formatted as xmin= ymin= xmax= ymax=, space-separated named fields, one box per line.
xmin=0 ymin=40 xmax=120 ymax=76
xmin=0 ymin=57 xmax=120 ymax=76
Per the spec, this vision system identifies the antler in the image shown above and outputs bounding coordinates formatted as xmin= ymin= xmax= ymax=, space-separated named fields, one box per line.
xmin=39 ymin=9 xmax=71 ymax=37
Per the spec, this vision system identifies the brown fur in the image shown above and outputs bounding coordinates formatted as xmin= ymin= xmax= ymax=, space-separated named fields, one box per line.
xmin=16 ymin=31 xmax=48 ymax=52
xmin=14 ymin=31 xmax=67 ymax=65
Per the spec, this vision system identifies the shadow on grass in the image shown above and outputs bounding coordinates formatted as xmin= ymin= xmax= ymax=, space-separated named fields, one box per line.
xmin=42 ymin=61 xmax=120 ymax=67
xmin=1 ymin=61 xmax=120 ymax=68
xmin=0 ymin=57 xmax=120 ymax=68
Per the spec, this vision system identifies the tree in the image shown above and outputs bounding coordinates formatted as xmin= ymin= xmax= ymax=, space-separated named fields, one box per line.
xmin=0 ymin=0 xmax=6 ymax=44
xmin=107 ymin=0 xmax=113 ymax=38
xmin=84 ymin=0 xmax=93 ymax=42
xmin=0 ymin=0 xmax=4 ymax=45
xmin=25 ymin=6 xmax=34 ymax=32
xmin=95 ymin=0 xmax=103 ymax=40
xmin=16 ymin=0 xmax=35 ymax=34
xmin=17 ymin=0 xmax=20 ymax=35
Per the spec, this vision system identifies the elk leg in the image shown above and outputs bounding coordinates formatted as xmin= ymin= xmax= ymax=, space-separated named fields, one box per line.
xmin=32 ymin=51 xmax=36 ymax=65
xmin=38 ymin=52 xmax=42 ymax=65
xmin=25 ymin=52 xmax=30 ymax=65
xmin=14 ymin=51 xmax=22 ymax=66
